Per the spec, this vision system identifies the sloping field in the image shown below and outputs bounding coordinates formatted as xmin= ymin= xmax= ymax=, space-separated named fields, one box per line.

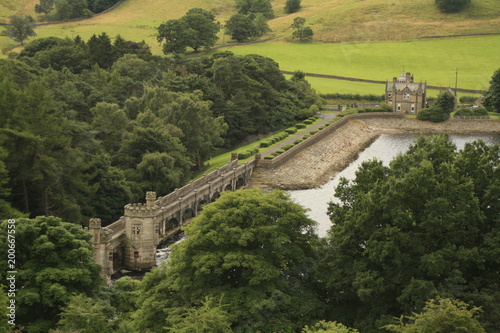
xmin=1 ymin=0 xmax=500 ymax=54
xmin=221 ymin=36 xmax=500 ymax=95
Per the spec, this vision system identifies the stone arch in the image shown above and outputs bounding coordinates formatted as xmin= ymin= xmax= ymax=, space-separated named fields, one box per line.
xmin=167 ymin=217 xmax=179 ymax=229
xmin=183 ymin=208 xmax=195 ymax=220
xmin=197 ymin=199 xmax=208 ymax=212
xmin=224 ymin=183 xmax=232 ymax=191
xmin=236 ymin=176 xmax=245 ymax=189
xmin=211 ymin=191 xmax=220 ymax=202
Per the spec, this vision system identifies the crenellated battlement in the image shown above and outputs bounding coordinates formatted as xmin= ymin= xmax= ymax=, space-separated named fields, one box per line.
xmin=124 ymin=202 xmax=159 ymax=217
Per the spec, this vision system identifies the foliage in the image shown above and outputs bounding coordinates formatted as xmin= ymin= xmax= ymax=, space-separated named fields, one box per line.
xmin=285 ymin=0 xmax=302 ymax=14
xmin=225 ymin=14 xmax=257 ymax=42
xmin=417 ymin=105 xmax=450 ymax=122
xmin=435 ymin=0 xmax=471 ymax=13
xmin=35 ymin=0 xmax=55 ymax=15
xmin=459 ymin=95 xmax=478 ymax=104
xmin=157 ymin=8 xmax=220 ymax=54
xmin=166 ymin=296 xmax=232 ymax=332
xmin=323 ymin=135 xmax=500 ymax=332
xmin=454 ymin=106 xmax=488 ymax=116
xmin=303 ymin=320 xmax=359 ymax=333
xmin=54 ymin=0 xmax=92 ymax=20
xmin=483 ymin=68 xmax=500 ymax=112
xmin=0 ymin=216 xmax=103 ymax=332
xmin=57 ymin=294 xmax=113 ymax=333
xmin=434 ymin=90 xmax=456 ymax=114
xmin=134 ymin=189 xmax=326 ymax=332
xmin=1 ymin=16 xmax=36 ymax=46
xmin=236 ymin=0 xmax=274 ymax=19
xmin=292 ymin=17 xmax=314 ymax=42
xmin=383 ymin=297 xmax=486 ymax=333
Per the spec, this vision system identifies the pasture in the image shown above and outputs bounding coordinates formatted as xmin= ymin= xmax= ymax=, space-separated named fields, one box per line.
xmin=220 ymin=36 xmax=500 ymax=94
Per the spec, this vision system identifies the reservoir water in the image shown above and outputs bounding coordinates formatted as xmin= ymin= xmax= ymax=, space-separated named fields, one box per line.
xmin=288 ymin=133 xmax=500 ymax=238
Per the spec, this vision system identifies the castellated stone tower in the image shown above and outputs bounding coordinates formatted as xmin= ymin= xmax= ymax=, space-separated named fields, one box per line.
xmin=123 ymin=191 xmax=159 ymax=271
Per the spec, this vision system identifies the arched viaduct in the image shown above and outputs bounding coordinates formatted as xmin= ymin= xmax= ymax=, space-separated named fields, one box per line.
xmin=88 ymin=155 xmax=255 ymax=282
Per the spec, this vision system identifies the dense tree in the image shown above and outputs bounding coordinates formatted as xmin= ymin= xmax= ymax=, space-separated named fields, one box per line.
xmin=435 ymin=0 xmax=471 ymax=13
xmin=225 ymin=13 xmax=256 ymax=42
xmin=56 ymin=294 xmax=113 ymax=333
xmin=2 ymin=16 xmax=36 ymax=46
xmin=483 ymin=68 xmax=500 ymax=112
xmin=416 ymin=104 xmax=449 ymax=122
xmin=134 ymin=189 xmax=326 ymax=332
xmin=35 ymin=0 xmax=55 ymax=15
xmin=303 ymin=321 xmax=360 ymax=333
xmin=0 ymin=216 xmax=103 ymax=332
xmin=157 ymin=8 xmax=220 ymax=54
xmin=285 ymin=0 xmax=302 ymax=14
xmin=236 ymin=0 xmax=274 ymax=19
xmin=323 ymin=135 xmax=499 ymax=332
xmin=384 ymin=297 xmax=486 ymax=333
xmin=87 ymin=32 xmax=117 ymax=69
xmin=252 ymin=13 xmax=271 ymax=37
xmin=292 ymin=17 xmax=314 ymax=42
xmin=434 ymin=90 xmax=456 ymax=113
xmin=54 ymin=0 xmax=92 ymax=20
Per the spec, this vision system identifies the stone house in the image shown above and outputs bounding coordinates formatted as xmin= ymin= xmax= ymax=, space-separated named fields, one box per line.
xmin=385 ymin=72 xmax=427 ymax=114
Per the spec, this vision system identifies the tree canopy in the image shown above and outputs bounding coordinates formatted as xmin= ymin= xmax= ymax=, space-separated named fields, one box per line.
xmin=133 ymin=188 xmax=326 ymax=332
xmin=323 ymin=135 xmax=499 ymax=332
xmin=157 ymin=8 xmax=220 ymax=54
xmin=483 ymin=67 xmax=500 ymax=112
xmin=292 ymin=17 xmax=314 ymax=42
xmin=2 ymin=16 xmax=36 ymax=46
xmin=435 ymin=0 xmax=471 ymax=13
xmin=0 ymin=216 xmax=102 ymax=332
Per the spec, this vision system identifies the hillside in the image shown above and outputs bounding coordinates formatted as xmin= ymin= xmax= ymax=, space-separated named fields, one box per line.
xmin=1 ymin=0 xmax=500 ymax=52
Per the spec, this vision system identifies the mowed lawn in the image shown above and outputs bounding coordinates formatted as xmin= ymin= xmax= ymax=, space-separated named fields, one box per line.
xmin=221 ymin=36 xmax=500 ymax=94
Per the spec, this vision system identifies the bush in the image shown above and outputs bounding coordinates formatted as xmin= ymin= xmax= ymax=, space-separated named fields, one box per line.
xmin=302 ymin=134 xmax=311 ymax=140
xmin=264 ymin=155 xmax=274 ymax=160
xmin=310 ymin=130 xmax=319 ymax=135
xmin=285 ymin=127 xmax=297 ymax=134
xmin=318 ymin=126 xmax=326 ymax=130
xmin=296 ymin=108 xmax=316 ymax=120
xmin=276 ymin=149 xmax=285 ymax=154
xmin=283 ymin=144 xmax=294 ymax=151
xmin=303 ymin=119 xmax=313 ymax=124
xmin=296 ymin=123 xmax=306 ymax=129
xmin=455 ymin=107 xmax=489 ymax=116
xmin=417 ymin=106 xmax=450 ymax=122
xmin=285 ymin=0 xmax=301 ymax=14
xmin=238 ymin=152 xmax=250 ymax=159
xmin=435 ymin=0 xmax=471 ymax=13
xmin=260 ymin=141 xmax=270 ymax=148
xmin=459 ymin=96 xmax=478 ymax=104
xmin=320 ymin=93 xmax=385 ymax=102
xmin=294 ymin=139 xmax=303 ymax=144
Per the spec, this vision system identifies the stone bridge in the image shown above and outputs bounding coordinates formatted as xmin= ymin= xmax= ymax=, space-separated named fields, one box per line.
xmin=88 ymin=154 xmax=256 ymax=281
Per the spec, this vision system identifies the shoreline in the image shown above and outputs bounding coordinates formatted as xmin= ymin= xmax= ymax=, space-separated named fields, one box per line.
xmin=250 ymin=118 xmax=500 ymax=190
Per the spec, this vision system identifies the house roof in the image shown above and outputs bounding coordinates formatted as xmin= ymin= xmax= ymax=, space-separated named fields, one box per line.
xmin=386 ymin=82 xmax=425 ymax=92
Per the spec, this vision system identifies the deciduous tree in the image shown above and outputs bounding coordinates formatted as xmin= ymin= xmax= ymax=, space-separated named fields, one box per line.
xmin=435 ymin=0 xmax=471 ymax=13
xmin=34 ymin=0 xmax=55 ymax=15
xmin=292 ymin=17 xmax=314 ymax=42
xmin=483 ymin=68 xmax=500 ymax=112
xmin=323 ymin=135 xmax=499 ymax=332
xmin=2 ymin=16 xmax=36 ymax=46
xmin=285 ymin=0 xmax=302 ymax=14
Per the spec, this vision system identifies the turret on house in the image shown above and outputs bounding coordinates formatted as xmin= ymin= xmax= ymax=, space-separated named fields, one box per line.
xmin=385 ymin=72 xmax=426 ymax=114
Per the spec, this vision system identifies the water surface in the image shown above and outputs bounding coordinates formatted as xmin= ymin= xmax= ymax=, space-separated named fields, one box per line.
xmin=288 ymin=133 xmax=500 ymax=238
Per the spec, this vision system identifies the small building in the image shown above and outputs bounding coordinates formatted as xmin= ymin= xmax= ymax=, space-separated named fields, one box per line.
xmin=385 ymin=72 xmax=426 ymax=114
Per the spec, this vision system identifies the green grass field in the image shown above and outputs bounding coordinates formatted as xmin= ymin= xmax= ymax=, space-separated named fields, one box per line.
xmin=219 ymin=36 xmax=500 ymax=94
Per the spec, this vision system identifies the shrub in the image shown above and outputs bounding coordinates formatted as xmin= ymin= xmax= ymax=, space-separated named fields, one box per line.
xmin=285 ymin=127 xmax=297 ymax=134
xmin=303 ymin=119 xmax=313 ymax=124
xmin=264 ymin=156 xmax=274 ymax=160
xmin=310 ymin=130 xmax=319 ymax=135
xmin=285 ymin=0 xmax=301 ymax=14
xmin=260 ymin=141 xmax=270 ymax=148
xmin=294 ymin=139 xmax=303 ymax=144
xmin=296 ymin=123 xmax=306 ymax=129
xmin=276 ymin=149 xmax=285 ymax=154
xmin=296 ymin=108 xmax=316 ymax=120
xmin=459 ymin=96 xmax=478 ymax=104
xmin=436 ymin=0 xmax=471 ymax=13
xmin=417 ymin=106 xmax=450 ymax=122
xmin=238 ymin=152 xmax=250 ymax=159
xmin=283 ymin=144 xmax=294 ymax=151
xmin=302 ymin=134 xmax=311 ymax=140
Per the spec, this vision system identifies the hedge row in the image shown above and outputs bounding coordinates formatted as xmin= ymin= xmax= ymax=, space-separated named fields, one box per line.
xmin=238 ymin=148 xmax=260 ymax=160
xmin=320 ymin=93 xmax=385 ymax=102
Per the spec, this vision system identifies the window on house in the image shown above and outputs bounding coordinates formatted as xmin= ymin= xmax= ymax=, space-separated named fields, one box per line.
xmin=397 ymin=103 xmax=401 ymax=111
xmin=403 ymin=93 xmax=410 ymax=100
xmin=388 ymin=92 xmax=392 ymax=98
xmin=411 ymin=104 xmax=415 ymax=112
